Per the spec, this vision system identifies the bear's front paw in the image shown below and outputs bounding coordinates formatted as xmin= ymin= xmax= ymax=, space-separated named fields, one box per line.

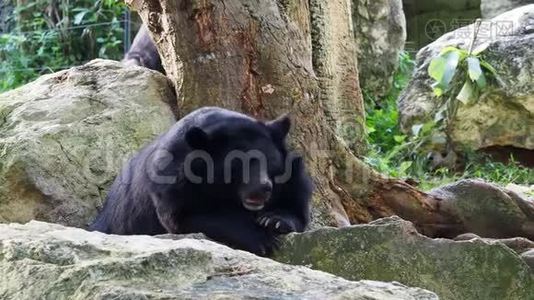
xmin=257 ymin=213 xmax=296 ymax=234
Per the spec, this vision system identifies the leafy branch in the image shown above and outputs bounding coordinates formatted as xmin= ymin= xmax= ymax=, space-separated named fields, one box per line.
xmin=427 ymin=19 xmax=499 ymax=150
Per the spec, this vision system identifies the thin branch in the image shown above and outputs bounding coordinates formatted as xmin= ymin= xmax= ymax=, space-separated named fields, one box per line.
xmin=468 ymin=18 xmax=482 ymax=55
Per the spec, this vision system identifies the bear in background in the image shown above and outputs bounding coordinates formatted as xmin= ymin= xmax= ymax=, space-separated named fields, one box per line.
xmin=122 ymin=25 xmax=164 ymax=74
xmin=90 ymin=107 xmax=313 ymax=256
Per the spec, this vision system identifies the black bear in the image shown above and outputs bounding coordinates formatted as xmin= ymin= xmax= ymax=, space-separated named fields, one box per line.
xmin=90 ymin=107 xmax=312 ymax=256
xmin=122 ymin=25 xmax=165 ymax=74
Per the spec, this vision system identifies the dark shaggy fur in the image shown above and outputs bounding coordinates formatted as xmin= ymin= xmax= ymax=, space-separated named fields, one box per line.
xmin=122 ymin=25 xmax=164 ymax=73
xmin=90 ymin=107 xmax=312 ymax=256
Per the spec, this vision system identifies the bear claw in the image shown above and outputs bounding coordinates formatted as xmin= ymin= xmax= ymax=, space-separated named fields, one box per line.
xmin=257 ymin=214 xmax=295 ymax=234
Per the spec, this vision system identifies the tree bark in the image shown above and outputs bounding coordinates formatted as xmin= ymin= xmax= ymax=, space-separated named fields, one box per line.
xmin=126 ymin=0 xmax=534 ymax=241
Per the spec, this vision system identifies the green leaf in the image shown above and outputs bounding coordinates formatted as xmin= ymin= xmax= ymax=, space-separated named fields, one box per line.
xmin=467 ymin=57 xmax=483 ymax=81
xmin=457 ymin=80 xmax=475 ymax=105
xmin=439 ymin=46 xmax=460 ymax=55
xmin=394 ymin=135 xmax=407 ymax=143
xmin=73 ymin=10 xmax=89 ymax=25
xmin=428 ymin=50 xmax=461 ymax=93
xmin=476 ymin=71 xmax=487 ymax=89
xmin=431 ymin=82 xmax=444 ymax=97
xmin=421 ymin=121 xmax=436 ymax=134
xmin=439 ymin=46 xmax=469 ymax=58
xmin=428 ymin=57 xmax=447 ymax=82
xmin=399 ymin=161 xmax=413 ymax=174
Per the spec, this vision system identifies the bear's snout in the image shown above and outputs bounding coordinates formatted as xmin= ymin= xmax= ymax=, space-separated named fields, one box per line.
xmin=257 ymin=180 xmax=273 ymax=194
xmin=240 ymin=180 xmax=273 ymax=211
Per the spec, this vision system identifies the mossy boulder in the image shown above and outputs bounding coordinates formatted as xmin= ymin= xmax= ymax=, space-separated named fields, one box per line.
xmin=275 ymin=216 xmax=534 ymax=300
xmin=0 ymin=59 xmax=176 ymax=227
xmin=429 ymin=180 xmax=534 ymax=239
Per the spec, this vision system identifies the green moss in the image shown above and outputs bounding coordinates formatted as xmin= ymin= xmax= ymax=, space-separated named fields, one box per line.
xmin=275 ymin=218 xmax=534 ymax=300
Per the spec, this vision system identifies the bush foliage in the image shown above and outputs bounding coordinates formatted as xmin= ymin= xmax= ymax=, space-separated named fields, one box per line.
xmin=365 ymin=51 xmax=533 ymax=189
xmin=0 ymin=0 xmax=125 ymax=91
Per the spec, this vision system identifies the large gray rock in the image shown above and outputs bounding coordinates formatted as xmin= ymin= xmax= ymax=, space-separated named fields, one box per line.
xmin=0 ymin=221 xmax=438 ymax=299
xmin=275 ymin=216 xmax=534 ymax=300
xmin=0 ymin=59 xmax=177 ymax=228
xmin=429 ymin=179 xmax=534 ymax=240
xmin=398 ymin=5 xmax=534 ymax=151
xmin=353 ymin=0 xmax=407 ymax=96
xmin=481 ymin=0 xmax=534 ymax=18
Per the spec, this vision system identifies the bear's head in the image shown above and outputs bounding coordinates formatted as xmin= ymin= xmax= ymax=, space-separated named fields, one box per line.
xmin=185 ymin=114 xmax=290 ymax=211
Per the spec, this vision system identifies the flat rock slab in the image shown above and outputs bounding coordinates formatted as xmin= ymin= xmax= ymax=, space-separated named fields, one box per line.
xmin=430 ymin=179 xmax=534 ymax=240
xmin=275 ymin=216 xmax=534 ymax=300
xmin=0 ymin=221 xmax=437 ymax=299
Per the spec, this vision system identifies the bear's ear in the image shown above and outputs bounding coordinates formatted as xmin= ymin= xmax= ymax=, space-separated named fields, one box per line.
xmin=185 ymin=127 xmax=210 ymax=149
xmin=266 ymin=114 xmax=291 ymax=141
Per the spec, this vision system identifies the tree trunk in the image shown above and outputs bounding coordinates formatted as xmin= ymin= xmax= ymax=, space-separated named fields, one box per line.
xmin=125 ymin=0 xmax=447 ymax=228
xmin=125 ymin=0 xmax=534 ymax=241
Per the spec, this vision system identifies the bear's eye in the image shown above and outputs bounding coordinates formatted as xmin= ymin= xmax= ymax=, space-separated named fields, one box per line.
xmin=265 ymin=154 xmax=284 ymax=176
